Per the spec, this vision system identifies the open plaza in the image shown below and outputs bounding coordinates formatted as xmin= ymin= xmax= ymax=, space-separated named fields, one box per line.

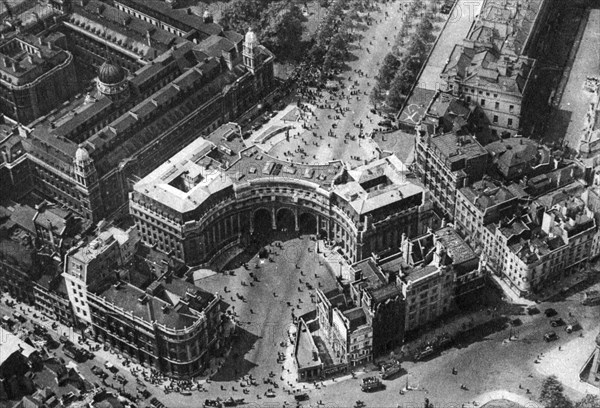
xmin=0 ymin=0 xmax=599 ymax=407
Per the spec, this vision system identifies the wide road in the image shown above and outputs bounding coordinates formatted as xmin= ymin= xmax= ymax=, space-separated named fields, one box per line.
xmin=417 ymin=0 xmax=483 ymax=91
xmin=555 ymin=9 xmax=600 ymax=150
xmin=267 ymin=0 xmax=427 ymax=167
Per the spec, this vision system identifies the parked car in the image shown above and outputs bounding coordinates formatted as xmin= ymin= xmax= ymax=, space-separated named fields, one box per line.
xmin=544 ymin=308 xmax=558 ymax=317
xmin=550 ymin=318 xmax=564 ymax=327
xmin=565 ymin=318 xmax=581 ymax=333
xmin=544 ymin=331 xmax=558 ymax=342
xmin=527 ymin=307 xmax=540 ymax=315
xmin=294 ymin=393 xmax=309 ymax=401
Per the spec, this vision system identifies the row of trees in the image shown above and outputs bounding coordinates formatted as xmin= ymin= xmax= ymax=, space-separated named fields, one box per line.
xmin=219 ymin=0 xmax=306 ymax=61
xmin=540 ymin=376 xmax=598 ymax=408
xmin=306 ymin=0 xmax=366 ymax=78
xmin=371 ymin=0 xmax=437 ymax=110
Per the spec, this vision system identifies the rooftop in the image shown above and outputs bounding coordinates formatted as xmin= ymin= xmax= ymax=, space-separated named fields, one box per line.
xmin=97 ymin=277 xmax=215 ymax=330
xmin=295 ymin=319 xmax=321 ymax=370
xmin=423 ymin=132 xmax=487 ymax=164
xmin=0 ymin=33 xmax=70 ymax=84
xmin=433 ymin=226 xmax=476 ymax=265
xmin=459 ymin=179 xmax=523 ymax=211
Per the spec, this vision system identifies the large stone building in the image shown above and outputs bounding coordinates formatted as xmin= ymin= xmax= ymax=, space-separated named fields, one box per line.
xmin=87 ymin=273 xmax=222 ymax=379
xmin=414 ymin=131 xmax=488 ymax=220
xmin=0 ymin=0 xmax=275 ymax=223
xmin=63 ymin=223 xmax=138 ymax=326
xmin=0 ymin=32 xmax=79 ymax=125
xmin=482 ymin=181 xmax=595 ymax=295
xmin=440 ymin=0 xmax=551 ymax=136
xmin=131 ymin=124 xmax=437 ymax=266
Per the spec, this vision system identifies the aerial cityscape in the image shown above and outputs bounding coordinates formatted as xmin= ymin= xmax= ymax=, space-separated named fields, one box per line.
xmin=0 ymin=0 xmax=598 ymax=407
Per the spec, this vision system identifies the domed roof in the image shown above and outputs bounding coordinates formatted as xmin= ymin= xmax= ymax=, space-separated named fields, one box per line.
xmin=75 ymin=145 xmax=90 ymax=163
xmin=245 ymin=29 xmax=258 ymax=47
xmin=98 ymin=61 xmax=125 ymax=85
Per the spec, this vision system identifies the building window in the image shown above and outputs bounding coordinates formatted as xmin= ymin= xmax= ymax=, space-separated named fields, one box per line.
xmin=509 ymin=105 xmax=514 ymax=113
xmin=508 ymin=118 xmax=513 ymax=127
xmin=481 ymin=99 xmax=486 ymax=106
xmin=495 ymin=102 xmax=500 ymax=109
xmin=493 ymin=115 xmax=498 ymax=123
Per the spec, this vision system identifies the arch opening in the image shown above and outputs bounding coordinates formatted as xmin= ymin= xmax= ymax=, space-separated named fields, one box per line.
xmin=276 ymin=208 xmax=295 ymax=232
xmin=298 ymin=212 xmax=317 ymax=235
xmin=253 ymin=208 xmax=272 ymax=234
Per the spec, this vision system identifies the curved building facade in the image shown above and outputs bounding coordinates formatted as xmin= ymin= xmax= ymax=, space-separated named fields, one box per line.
xmin=130 ymin=124 xmax=438 ymax=266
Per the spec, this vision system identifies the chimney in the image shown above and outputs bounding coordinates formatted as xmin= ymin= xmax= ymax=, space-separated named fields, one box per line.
xmin=146 ymin=30 xmax=152 ymax=47
xmin=38 ymin=37 xmax=43 ymax=45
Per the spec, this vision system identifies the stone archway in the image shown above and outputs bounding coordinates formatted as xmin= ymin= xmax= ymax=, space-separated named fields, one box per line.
xmin=253 ymin=208 xmax=272 ymax=234
xmin=276 ymin=208 xmax=296 ymax=232
xmin=298 ymin=212 xmax=317 ymax=235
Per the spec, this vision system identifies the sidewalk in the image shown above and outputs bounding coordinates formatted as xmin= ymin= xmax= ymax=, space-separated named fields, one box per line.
xmin=489 ymin=274 xmax=536 ymax=307
xmin=535 ymin=326 xmax=600 ymax=398
xmin=316 ymin=240 xmax=355 ymax=281
xmin=473 ymin=390 xmax=542 ymax=408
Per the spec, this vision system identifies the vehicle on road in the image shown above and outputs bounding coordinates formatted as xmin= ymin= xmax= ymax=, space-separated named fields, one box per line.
xmin=91 ymin=365 xmax=108 ymax=379
xmin=581 ymin=290 xmax=600 ymax=306
xmin=565 ymin=318 xmax=581 ymax=333
xmin=527 ymin=307 xmax=540 ymax=315
xmin=441 ymin=0 xmax=455 ymax=13
xmin=550 ymin=318 xmax=565 ymax=327
xmin=544 ymin=308 xmax=558 ymax=317
xmin=380 ymin=361 xmax=401 ymax=379
xmin=294 ymin=393 xmax=309 ymax=401
xmin=361 ymin=377 xmax=385 ymax=392
xmin=544 ymin=331 xmax=558 ymax=342
xmin=204 ymin=399 xmax=222 ymax=408
xmin=414 ymin=345 xmax=435 ymax=361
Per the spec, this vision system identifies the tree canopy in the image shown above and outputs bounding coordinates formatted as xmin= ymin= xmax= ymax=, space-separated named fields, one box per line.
xmin=540 ymin=376 xmax=573 ymax=408
xmin=220 ymin=0 xmax=306 ymax=61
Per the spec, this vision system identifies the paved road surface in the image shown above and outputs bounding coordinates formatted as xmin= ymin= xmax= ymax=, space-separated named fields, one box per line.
xmin=417 ymin=0 xmax=483 ymax=91
xmin=557 ymin=9 xmax=600 ymax=149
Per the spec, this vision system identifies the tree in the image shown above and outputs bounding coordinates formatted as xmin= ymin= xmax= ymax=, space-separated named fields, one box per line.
xmin=386 ymin=78 xmax=406 ymax=109
xmin=575 ymin=395 xmax=600 ymax=408
xmin=540 ymin=376 xmax=573 ymax=408
xmin=260 ymin=0 xmax=306 ymax=59
xmin=417 ymin=17 xmax=435 ymax=43
xmin=377 ymin=53 xmax=400 ymax=89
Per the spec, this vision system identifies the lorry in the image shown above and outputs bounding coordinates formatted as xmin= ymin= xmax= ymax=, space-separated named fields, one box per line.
xmin=581 ymin=290 xmax=600 ymax=306
xmin=380 ymin=361 xmax=401 ymax=379
xmin=361 ymin=377 xmax=385 ymax=392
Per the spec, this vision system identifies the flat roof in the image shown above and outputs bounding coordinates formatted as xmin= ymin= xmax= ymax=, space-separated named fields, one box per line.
xmin=433 ymin=226 xmax=476 ymax=265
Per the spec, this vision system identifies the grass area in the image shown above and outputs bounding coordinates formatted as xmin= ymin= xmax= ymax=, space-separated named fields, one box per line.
xmin=482 ymin=400 xmax=526 ymax=408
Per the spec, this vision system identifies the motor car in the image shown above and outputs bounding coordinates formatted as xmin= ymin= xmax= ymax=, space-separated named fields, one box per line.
xmin=511 ymin=318 xmax=522 ymax=326
xmin=203 ymin=399 xmax=222 ymax=408
xmin=544 ymin=331 xmax=558 ymax=342
xmin=565 ymin=319 xmax=580 ymax=333
xmin=294 ymin=393 xmax=309 ymax=401
xmin=527 ymin=307 xmax=540 ymax=315
xmin=550 ymin=318 xmax=564 ymax=327
xmin=544 ymin=308 xmax=558 ymax=317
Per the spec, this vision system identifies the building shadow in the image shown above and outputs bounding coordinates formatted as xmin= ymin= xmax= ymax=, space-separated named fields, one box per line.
xmin=211 ymin=326 xmax=260 ymax=382
xmin=544 ymin=108 xmax=572 ymax=145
